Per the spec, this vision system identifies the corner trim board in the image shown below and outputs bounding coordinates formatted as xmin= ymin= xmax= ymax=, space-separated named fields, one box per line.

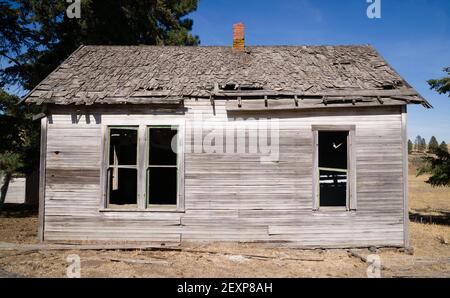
xmin=401 ymin=105 xmax=410 ymax=248
xmin=38 ymin=116 xmax=48 ymax=242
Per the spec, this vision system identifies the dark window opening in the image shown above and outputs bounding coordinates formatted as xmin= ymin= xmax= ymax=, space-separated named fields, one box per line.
xmin=149 ymin=128 xmax=177 ymax=166
xmin=147 ymin=127 xmax=178 ymax=206
xmin=107 ymin=128 xmax=138 ymax=209
xmin=109 ymin=129 xmax=138 ymax=165
xmin=148 ymin=167 xmax=177 ymax=205
xmin=318 ymin=131 xmax=348 ymax=207
xmin=108 ymin=168 xmax=137 ymax=207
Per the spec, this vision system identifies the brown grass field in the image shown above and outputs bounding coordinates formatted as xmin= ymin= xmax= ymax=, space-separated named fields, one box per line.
xmin=0 ymin=161 xmax=449 ymax=277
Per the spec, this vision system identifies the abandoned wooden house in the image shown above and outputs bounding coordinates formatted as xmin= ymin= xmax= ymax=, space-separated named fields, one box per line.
xmin=24 ymin=24 xmax=430 ymax=247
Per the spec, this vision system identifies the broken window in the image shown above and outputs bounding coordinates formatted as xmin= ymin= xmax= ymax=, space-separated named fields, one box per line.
xmin=106 ymin=127 xmax=138 ymax=209
xmin=147 ymin=126 xmax=178 ymax=207
xmin=318 ymin=131 xmax=348 ymax=207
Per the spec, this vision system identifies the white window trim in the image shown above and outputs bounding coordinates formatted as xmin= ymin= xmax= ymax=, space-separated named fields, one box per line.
xmin=99 ymin=121 xmax=185 ymax=212
xmin=312 ymin=125 xmax=357 ymax=211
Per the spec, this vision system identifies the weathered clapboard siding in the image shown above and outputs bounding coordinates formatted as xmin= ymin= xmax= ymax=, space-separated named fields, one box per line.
xmin=41 ymin=101 xmax=406 ymax=247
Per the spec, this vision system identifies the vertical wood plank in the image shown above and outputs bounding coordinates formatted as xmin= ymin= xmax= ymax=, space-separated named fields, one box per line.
xmin=138 ymin=125 xmax=147 ymax=209
xmin=401 ymin=105 xmax=410 ymax=248
xmin=38 ymin=117 xmax=48 ymax=242
xmin=99 ymin=125 xmax=108 ymax=209
xmin=349 ymin=129 xmax=357 ymax=210
xmin=312 ymin=130 xmax=319 ymax=210
xmin=178 ymin=122 xmax=186 ymax=211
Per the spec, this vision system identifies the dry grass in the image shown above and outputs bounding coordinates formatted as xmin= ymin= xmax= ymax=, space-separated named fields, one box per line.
xmin=409 ymin=171 xmax=450 ymax=213
xmin=0 ymin=217 xmax=38 ymax=244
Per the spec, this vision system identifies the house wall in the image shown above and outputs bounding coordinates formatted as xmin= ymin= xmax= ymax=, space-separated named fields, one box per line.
xmin=3 ymin=176 xmax=26 ymax=204
xmin=41 ymin=101 xmax=407 ymax=247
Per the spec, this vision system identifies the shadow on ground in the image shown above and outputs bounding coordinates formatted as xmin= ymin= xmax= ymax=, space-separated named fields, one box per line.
xmin=0 ymin=204 xmax=38 ymax=218
xmin=0 ymin=268 xmax=22 ymax=278
xmin=410 ymin=210 xmax=450 ymax=226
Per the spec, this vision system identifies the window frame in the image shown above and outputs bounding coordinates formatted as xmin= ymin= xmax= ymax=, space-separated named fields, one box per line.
xmin=312 ymin=125 xmax=356 ymax=211
xmin=100 ymin=122 xmax=184 ymax=212
xmin=105 ymin=126 xmax=139 ymax=209
xmin=146 ymin=125 xmax=181 ymax=210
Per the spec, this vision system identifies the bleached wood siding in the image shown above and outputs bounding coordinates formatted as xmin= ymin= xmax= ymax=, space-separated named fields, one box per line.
xmin=42 ymin=101 xmax=406 ymax=247
xmin=3 ymin=176 xmax=26 ymax=204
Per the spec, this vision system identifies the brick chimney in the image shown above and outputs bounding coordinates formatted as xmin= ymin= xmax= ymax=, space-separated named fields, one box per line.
xmin=233 ymin=23 xmax=245 ymax=52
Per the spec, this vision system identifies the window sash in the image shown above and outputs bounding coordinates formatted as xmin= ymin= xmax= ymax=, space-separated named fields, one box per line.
xmin=146 ymin=126 xmax=179 ymax=208
xmin=108 ymin=126 xmax=139 ymax=167
xmin=106 ymin=167 xmax=138 ymax=208
xmin=106 ymin=126 xmax=139 ymax=208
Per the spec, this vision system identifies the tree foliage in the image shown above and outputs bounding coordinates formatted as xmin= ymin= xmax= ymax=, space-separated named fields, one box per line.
xmin=0 ymin=89 xmax=39 ymax=205
xmin=428 ymin=67 xmax=450 ymax=97
xmin=408 ymin=139 xmax=413 ymax=155
xmin=0 ymin=0 xmax=199 ymax=203
xmin=417 ymin=147 xmax=450 ymax=187
xmin=428 ymin=136 xmax=439 ymax=154
xmin=414 ymin=135 xmax=427 ymax=152
xmin=417 ymin=68 xmax=450 ymax=187
xmin=1 ymin=0 xmax=200 ymax=90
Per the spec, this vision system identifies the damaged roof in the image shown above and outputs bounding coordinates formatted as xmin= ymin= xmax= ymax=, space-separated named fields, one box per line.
xmin=24 ymin=45 xmax=431 ymax=108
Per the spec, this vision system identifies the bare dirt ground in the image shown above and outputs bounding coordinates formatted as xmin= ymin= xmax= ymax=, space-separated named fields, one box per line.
xmin=0 ymin=167 xmax=449 ymax=277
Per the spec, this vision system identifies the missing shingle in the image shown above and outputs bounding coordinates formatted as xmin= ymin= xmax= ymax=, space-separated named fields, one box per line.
xmin=219 ymin=83 xmax=263 ymax=91
xmin=221 ymin=83 xmax=238 ymax=90
xmin=240 ymin=85 xmax=264 ymax=91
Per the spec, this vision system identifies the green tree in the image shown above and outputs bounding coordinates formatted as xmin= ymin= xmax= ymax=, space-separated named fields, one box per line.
xmin=421 ymin=137 xmax=427 ymax=152
xmin=1 ymin=0 xmax=200 ymax=90
xmin=428 ymin=136 xmax=439 ymax=153
xmin=415 ymin=135 xmax=427 ymax=152
xmin=408 ymin=139 xmax=413 ymax=154
xmin=0 ymin=0 xmax=199 ymax=203
xmin=418 ymin=147 xmax=450 ymax=187
xmin=417 ymin=68 xmax=450 ymax=187
xmin=428 ymin=67 xmax=450 ymax=97
xmin=0 ymin=89 xmax=39 ymax=207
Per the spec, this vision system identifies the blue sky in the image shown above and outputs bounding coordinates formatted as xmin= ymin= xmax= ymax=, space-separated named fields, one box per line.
xmin=190 ymin=0 xmax=450 ymax=143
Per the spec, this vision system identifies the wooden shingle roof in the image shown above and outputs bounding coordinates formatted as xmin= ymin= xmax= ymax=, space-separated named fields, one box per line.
xmin=24 ymin=45 xmax=431 ymax=108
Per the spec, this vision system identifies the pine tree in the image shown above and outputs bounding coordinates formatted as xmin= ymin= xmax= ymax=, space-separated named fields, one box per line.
xmin=415 ymin=135 xmax=427 ymax=152
xmin=428 ymin=67 xmax=450 ymax=97
xmin=0 ymin=89 xmax=39 ymax=207
xmin=419 ymin=70 xmax=450 ymax=186
xmin=428 ymin=136 xmax=439 ymax=153
xmin=1 ymin=0 xmax=200 ymax=90
xmin=408 ymin=139 xmax=413 ymax=154
xmin=418 ymin=146 xmax=450 ymax=187
xmin=415 ymin=135 xmax=422 ymax=152
xmin=420 ymin=137 xmax=427 ymax=152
